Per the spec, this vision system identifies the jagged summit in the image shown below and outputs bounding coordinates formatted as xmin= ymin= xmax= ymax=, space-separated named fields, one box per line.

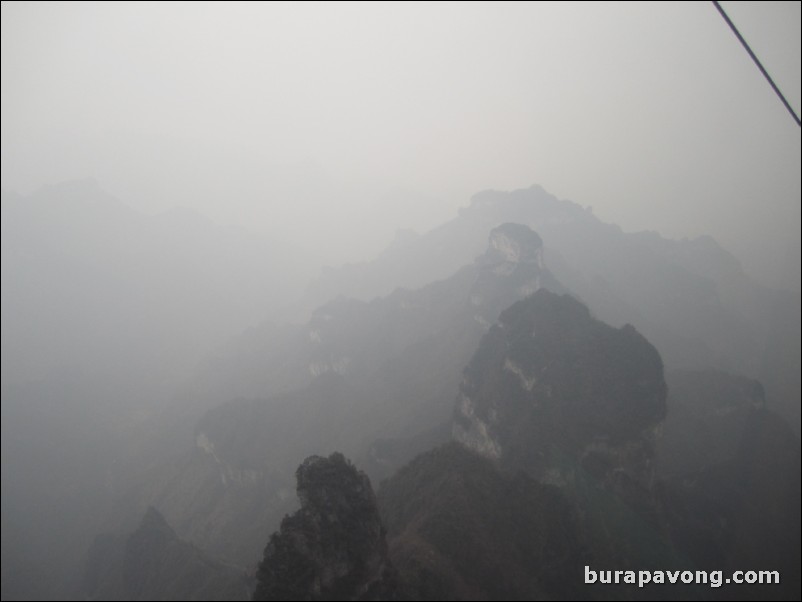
xmin=482 ymin=222 xmax=544 ymax=267
xmin=452 ymin=289 xmax=671 ymax=571
xmin=254 ymin=453 xmax=396 ymax=601
xmin=465 ymin=184 xmax=573 ymax=216
xmin=295 ymin=453 xmax=377 ymax=518
xmin=454 ymin=288 xmax=666 ymax=485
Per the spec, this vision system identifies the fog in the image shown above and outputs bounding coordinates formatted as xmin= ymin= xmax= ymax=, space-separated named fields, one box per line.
xmin=1 ymin=3 xmax=800 ymax=602
xmin=2 ymin=1 xmax=800 ymax=282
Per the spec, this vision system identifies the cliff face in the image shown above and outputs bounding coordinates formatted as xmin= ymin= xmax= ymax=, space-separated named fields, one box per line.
xmin=452 ymin=289 xmax=671 ymax=571
xmin=454 ymin=289 xmax=666 ymax=494
xmin=254 ymin=453 xmax=396 ymax=601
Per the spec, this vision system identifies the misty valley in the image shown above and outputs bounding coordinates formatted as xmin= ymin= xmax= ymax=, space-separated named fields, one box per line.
xmin=1 ymin=181 xmax=799 ymax=601
xmin=4 ymin=1 xmax=801 ymax=599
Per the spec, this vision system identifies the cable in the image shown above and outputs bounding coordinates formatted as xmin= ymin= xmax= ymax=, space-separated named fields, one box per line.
xmin=712 ymin=1 xmax=801 ymax=127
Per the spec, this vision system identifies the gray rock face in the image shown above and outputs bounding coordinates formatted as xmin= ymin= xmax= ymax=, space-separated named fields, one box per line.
xmin=254 ymin=453 xmax=396 ymax=601
xmin=454 ymin=289 xmax=666 ymax=492
xmin=452 ymin=289 xmax=671 ymax=570
xmin=485 ymin=222 xmax=545 ymax=267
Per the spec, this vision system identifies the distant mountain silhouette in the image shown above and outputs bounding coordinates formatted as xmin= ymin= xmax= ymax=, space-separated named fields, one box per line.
xmin=82 ymin=507 xmax=250 ymax=600
xmin=306 ymin=184 xmax=800 ymax=429
xmin=132 ymin=223 xmax=564 ymax=568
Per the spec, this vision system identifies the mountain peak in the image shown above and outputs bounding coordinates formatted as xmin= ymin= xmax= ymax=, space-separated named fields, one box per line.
xmin=454 ymin=289 xmax=666 ymax=483
xmin=127 ymin=507 xmax=178 ymax=556
xmin=484 ymin=222 xmax=543 ymax=266
xmin=138 ymin=506 xmax=173 ymax=535
xmin=254 ymin=452 xmax=396 ymax=601
xmin=295 ymin=452 xmax=375 ymax=516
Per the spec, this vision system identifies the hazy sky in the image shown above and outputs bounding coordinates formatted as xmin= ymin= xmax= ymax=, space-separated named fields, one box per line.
xmin=2 ymin=1 xmax=800 ymax=279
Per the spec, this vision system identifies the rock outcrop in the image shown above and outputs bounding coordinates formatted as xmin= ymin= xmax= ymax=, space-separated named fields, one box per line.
xmin=453 ymin=289 xmax=671 ymax=570
xmin=253 ymin=453 xmax=396 ymax=601
xmin=454 ymin=289 xmax=666 ymax=494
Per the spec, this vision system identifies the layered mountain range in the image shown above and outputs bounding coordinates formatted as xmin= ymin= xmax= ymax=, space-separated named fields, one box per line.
xmin=2 ymin=182 xmax=799 ymax=601
xmin=120 ymin=222 xmax=562 ymax=569
xmin=307 ymin=185 xmax=799 ymax=429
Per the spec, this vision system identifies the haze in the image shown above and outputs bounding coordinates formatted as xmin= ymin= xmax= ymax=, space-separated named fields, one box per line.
xmin=3 ymin=3 xmax=802 ymax=601
xmin=2 ymin=1 xmax=800 ymax=284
